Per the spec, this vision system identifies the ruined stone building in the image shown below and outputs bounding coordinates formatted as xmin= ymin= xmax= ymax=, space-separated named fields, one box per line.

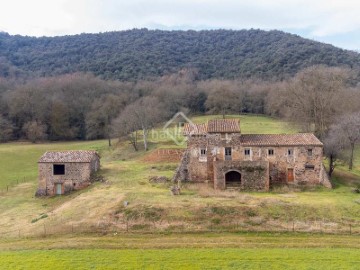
xmin=36 ymin=150 xmax=100 ymax=196
xmin=174 ymin=119 xmax=330 ymax=191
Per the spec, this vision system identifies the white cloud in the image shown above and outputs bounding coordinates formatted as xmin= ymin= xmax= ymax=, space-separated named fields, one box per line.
xmin=0 ymin=0 xmax=359 ymax=49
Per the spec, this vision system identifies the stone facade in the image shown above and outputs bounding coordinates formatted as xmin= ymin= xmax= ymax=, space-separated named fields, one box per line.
xmin=175 ymin=119 xmax=330 ymax=191
xmin=213 ymin=160 xmax=269 ymax=190
xmin=36 ymin=150 xmax=100 ymax=196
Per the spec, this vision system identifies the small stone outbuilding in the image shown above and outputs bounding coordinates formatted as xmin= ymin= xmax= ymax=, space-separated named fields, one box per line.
xmin=174 ymin=119 xmax=331 ymax=191
xmin=36 ymin=150 xmax=100 ymax=196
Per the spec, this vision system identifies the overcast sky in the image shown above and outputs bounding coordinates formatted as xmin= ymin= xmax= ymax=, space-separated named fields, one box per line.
xmin=0 ymin=0 xmax=359 ymax=51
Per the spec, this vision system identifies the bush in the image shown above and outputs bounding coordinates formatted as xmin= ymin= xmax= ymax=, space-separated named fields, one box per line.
xmin=31 ymin=213 xmax=48 ymax=223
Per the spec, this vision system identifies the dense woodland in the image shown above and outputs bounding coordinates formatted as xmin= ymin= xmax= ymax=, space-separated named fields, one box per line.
xmin=1 ymin=29 xmax=360 ymax=81
xmin=1 ymin=29 xmax=360 ymax=174
xmin=0 ymin=66 xmax=359 ymax=140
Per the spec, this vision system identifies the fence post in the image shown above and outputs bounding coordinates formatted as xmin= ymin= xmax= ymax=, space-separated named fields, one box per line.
xmin=320 ymin=221 xmax=322 ymax=234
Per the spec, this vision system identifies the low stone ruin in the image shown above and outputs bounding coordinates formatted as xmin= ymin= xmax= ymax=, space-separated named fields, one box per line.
xmin=172 ymin=149 xmax=190 ymax=183
xmin=170 ymin=185 xmax=181 ymax=195
xmin=148 ymin=176 xmax=170 ymax=183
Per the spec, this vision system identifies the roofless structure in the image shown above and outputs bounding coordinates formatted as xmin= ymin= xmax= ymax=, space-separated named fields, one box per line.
xmin=175 ymin=119 xmax=331 ymax=190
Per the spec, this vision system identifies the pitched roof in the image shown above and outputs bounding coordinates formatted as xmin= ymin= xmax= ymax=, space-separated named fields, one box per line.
xmin=183 ymin=123 xmax=207 ymax=135
xmin=38 ymin=150 xmax=99 ymax=163
xmin=240 ymin=133 xmax=323 ymax=146
xmin=207 ymin=119 xmax=240 ymax=133
xmin=183 ymin=119 xmax=240 ymax=135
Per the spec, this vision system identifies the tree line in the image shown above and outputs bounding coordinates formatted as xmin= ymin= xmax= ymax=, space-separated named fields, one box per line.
xmin=1 ymin=66 xmax=360 ymax=176
xmin=0 ymin=68 xmax=272 ymax=144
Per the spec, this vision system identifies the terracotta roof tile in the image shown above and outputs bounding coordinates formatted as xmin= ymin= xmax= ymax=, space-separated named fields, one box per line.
xmin=183 ymin=123 xmax=207 ymax=135
xmin=240 ymin=134 xmax=323 ymax=146
xmin=207 ymin=119 xmax=240 ymax=133
xmin=38 ymin=150 xmax=99 ymax=163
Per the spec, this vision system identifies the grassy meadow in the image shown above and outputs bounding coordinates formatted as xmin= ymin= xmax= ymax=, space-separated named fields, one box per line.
xmin=0 ymin=140 xmax=107 ymax=189
xmin=0 ymin=114 xmax=359 ymax=269
xmin=0 ymin=233 xmax=359 ymax=269
xmin=1 ymin=247 xmax=359 ymax=270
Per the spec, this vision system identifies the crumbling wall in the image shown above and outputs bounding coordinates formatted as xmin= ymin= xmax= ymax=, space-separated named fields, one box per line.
xmin=176 ymin=132 xmax=324 ymax=190
xmin=172 ymin=149 xmax=190 ymax=183
xmin=320 ymin=164 xmax=332 ymax=188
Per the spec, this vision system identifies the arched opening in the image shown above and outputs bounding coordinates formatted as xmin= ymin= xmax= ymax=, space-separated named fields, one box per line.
xmin=225 ymin=171 xmax=241 ymax=188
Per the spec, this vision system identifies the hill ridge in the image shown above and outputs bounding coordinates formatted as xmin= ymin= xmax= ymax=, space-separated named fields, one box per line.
xmin=1 ymin=29 xmax=359 ymax=80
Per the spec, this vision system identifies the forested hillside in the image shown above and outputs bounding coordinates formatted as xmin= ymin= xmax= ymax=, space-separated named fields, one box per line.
xmin=1 ymin=29 xmax=359 ymax=80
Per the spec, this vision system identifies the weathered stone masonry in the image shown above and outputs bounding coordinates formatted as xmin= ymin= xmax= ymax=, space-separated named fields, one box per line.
xmin=36 ymin=150 xmax=100 ymax=196
xmin=213 ymin=160 xmax=269 ymax=190
xmin=174 ymin=119 xmax=331 ymax=191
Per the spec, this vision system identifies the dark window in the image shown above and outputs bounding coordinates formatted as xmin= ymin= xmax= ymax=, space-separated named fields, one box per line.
xmin=53 ymin=164 xmax=65 ymax=175
xmin=225 ymin=147 xmax=232 ymax=160
xmin=268 ymin=149 xmax=274 ymax=156
xmin=200 ymin=148 xmax=206 ymax=156
xmin=244 ymin=149 xmax=250 ymax=156
xmin=288 ymin=149 xmax=294 ymax=156
xmin=307 ymin=149 xmax=313 ymax=156
xmin=305 ymin=164 xmax=315 ymax=170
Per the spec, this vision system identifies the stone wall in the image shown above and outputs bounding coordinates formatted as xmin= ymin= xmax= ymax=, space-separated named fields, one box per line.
xmin=90 ymin=158 xmax=100 ymax=172
xmin=213 ymin=160 xmax=269 ymax=191
xmin=320 ymin=164 xmax=332 ymax=188
xmin=187 ymin=135 xmax=210 ymax=182
xmin=37 ymin=156 xmax=100 ymax=196
xmin=185 ymin=133 xmax=324 ymax=190
xmin=172 ymin=149 xmax=190 ymax=183
xmin=240 ymin=146 xmax=324 ymax=187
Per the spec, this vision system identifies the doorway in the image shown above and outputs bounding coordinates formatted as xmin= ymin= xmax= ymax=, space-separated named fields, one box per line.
xmin=55 ymin=183 xmax=63 ymax=195
xmin=287 ymin=168 xmax=294 ymax=182
xmin=225 ymin=171 xmax=241 ymax=188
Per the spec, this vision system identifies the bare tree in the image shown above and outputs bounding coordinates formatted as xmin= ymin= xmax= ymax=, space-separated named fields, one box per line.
xmin=153 ymin=69 xmax=198 ymax=115
xmin=0 ymin=115 xmax=13 ymax=142
xmin=204 ymin=80 xmax=244 ymax=118
xmin=114 ymin=97 xmax=166 ymax=151
xmin=331 ymin=112 xmax=360 ymax=170
xmin=323 ymin=128 xmax=346 ymax=177
xmin=280 ymin=66 xmax=350 ymax=138
xmin=23 ymin=120 xmax=47 ymax=143
xmin=49 ymin=101 xmax=77 ymax=140
xmin=113 ymin=108 xmax=140 ymax=151
xmin=132 ymin=97 xmax=166 ymax=151
xmin=86 ymin=94 xmax=126 ymax=146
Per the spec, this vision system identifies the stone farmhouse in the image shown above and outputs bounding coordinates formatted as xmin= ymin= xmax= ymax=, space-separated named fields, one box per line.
xmin=36 ymin=150 xmax=100 ymax=196
xmin=174 ymin=119 xmax=331 ymax=191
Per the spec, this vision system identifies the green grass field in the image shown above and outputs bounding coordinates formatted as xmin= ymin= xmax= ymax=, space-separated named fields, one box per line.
xmin=0 ymin=233 xmax=359 ymax=269
xmin=0 ymin=114 xmax=359 ymax=269
xmin=191 ymin=114 xmax=298 ymax=134
xmin=1 ymin=247 xmax=359 ymax=270
xmin=0 ymin=140 xmax=107 ymax=189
